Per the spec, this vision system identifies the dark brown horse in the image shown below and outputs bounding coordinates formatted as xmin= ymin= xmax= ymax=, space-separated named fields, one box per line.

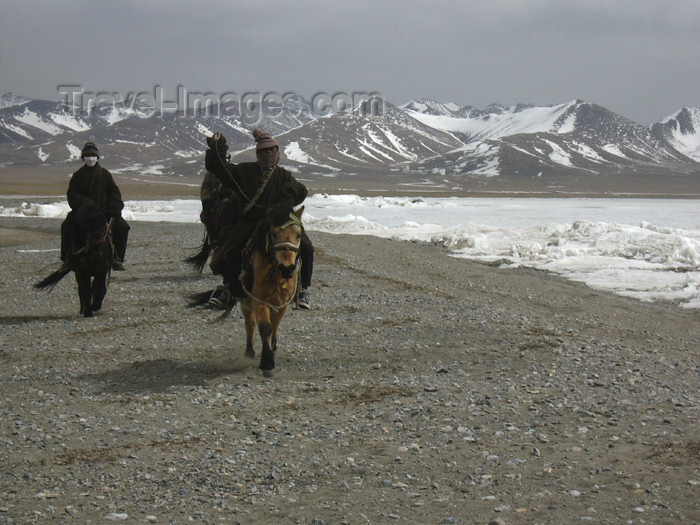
xmin=185 ymin=196 xmax=240 ymax=273
xmin=35 ymin=204 xmax=113 ymax=317
xmin=184 ymin=231 xmax=213 ymax=273
xmin=240 ymin=205 xmax=304 ymax=377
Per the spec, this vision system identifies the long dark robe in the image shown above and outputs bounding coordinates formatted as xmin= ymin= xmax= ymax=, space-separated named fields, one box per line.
xmin=204 ymin=149 xmax=308 ymax=252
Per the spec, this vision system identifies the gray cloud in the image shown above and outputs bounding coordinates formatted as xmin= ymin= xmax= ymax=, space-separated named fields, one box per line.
xmin=1 ymin=0 xmax=698 ymax=124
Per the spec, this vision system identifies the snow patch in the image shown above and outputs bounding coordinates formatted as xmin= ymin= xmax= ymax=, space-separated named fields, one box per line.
xmin=2 ymin=123 xmax=33 ymax=139
xmin=602 ymin=144 xmax=626 ymax=158
xmin=381 ymin=128 xmax=418 ymax=161
xmin=37 ymin=147 xmax=49 ymax=162
xmin=571 ymin=142 xmax=605 ymax=162
xmin=14 ymin=109 xmax=63 ymax=135
xmin=49 ymin=112 xmax=91 ymax=132
xmin=142 ymin=165 xmax=166 ymax=175
xmin=285 ymin=141 xmax=312 ymax=163
xmin=105 ymin=107 xmax=125 ymax=125
xmin=556 ymin=113 xmax=577 ymax=133
xmin=66 ymin=143 xmax=82 ymax=160
xmin=544 ymin=139 xmax=572 ymax=166
xmin=196 ymin=123 xmax=214 ymax=137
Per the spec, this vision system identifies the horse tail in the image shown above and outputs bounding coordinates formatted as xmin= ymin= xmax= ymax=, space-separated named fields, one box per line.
xmin=184 ymin=234 xmax=212 ymax=273
xmin=34 ymin=266 xmax=71 ymax=292
xmin=186 ymin=289 xmax=215 ymax=308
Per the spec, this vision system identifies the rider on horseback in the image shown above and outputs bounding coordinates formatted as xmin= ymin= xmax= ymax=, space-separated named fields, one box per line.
xmin=200 ymin=168 xmax=237 ymax=248
xmin=204 ymin=129 xmax=314 ymax=310
xmin=60 ymin=142 xmax=130 ymax=271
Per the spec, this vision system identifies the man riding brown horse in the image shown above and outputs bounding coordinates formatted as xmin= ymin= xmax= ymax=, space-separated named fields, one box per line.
xmin=203 ymin=129 xmax=314 ymax=310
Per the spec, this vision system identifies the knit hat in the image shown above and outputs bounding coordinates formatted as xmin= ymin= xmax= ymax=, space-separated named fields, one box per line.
xmin=253 ymin=129 xmax=278 ymax=151
xmin=81 ymin=142 xmax=99 ymax=159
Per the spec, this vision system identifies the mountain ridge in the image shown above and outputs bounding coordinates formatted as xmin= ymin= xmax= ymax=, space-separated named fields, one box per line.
xmin=1 ymin=93 xmax=698 ymax=194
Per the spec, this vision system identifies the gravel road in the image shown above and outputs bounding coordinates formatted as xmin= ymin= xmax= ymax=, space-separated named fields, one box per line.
xmin=1 ymin=217 xmax=698 ymax=524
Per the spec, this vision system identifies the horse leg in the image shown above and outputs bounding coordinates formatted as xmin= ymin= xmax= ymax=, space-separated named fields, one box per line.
xmin=241 ymin=301 xmax=257 ymax=359
xmin=92 ymin=272 xmax=107 ymax=312
xmin=270 ymin=307 xmax=288 ymax=353
xmin=259 ymin=322 xmax=275 ymax=377
xmin=75 ymin=271 xmax=92 ymax=317
xmin=255 ymin=304 xmax=275 ymax=377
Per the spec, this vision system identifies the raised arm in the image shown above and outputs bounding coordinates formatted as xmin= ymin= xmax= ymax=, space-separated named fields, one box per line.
xmin=204 ymin=133 xmax=241 ymax=191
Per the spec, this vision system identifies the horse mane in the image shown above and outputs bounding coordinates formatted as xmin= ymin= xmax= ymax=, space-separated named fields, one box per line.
xmin=75 ymin=204 xmax=108 ymax=239
xmin=249 ymin=204 xmax=296 ymax=253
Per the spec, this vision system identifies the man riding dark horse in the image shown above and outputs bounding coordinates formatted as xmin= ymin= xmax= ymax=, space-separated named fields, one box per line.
xmin=61 ymin=142 xmax=130 ymax=271
xmin=36 ymin=202 xmax=114 ymax=317
xmin=204 ymin=129 xmax=314 ymax=310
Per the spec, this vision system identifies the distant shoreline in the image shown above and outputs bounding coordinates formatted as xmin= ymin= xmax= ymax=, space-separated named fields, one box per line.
xmin=2 ymin=189 xmax=699 ymax=201
xmin=1 ymin=165 xmax=698 ymax=200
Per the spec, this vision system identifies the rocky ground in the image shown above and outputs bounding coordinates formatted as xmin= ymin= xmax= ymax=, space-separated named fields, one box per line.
xmin=0 ymin=217 xmax=698 ymax=524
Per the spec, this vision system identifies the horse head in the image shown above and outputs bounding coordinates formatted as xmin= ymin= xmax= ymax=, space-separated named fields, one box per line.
xmin=77 ymin=204 xmax=108 ymax=238
xmin=267 ymin=205 xmax=304 ymax=279
xmin=74 ymin=204 xmax=110 ymax=256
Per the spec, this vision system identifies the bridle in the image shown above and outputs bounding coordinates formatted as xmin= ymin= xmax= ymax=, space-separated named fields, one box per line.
xmin=241 ymin=213 xmax=303 ymax=312
xmin=267 ymin=213 xmax=302 ymax=258
xmin=75 ymin=217 xmax=114 ymax=256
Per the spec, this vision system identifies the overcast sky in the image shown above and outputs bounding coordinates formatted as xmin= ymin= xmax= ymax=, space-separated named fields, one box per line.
xmin=1 ymin=0 xmax=698 ymax=124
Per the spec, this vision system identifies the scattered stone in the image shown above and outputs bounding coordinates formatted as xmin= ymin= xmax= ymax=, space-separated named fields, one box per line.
xmin=0 ymin=221 xmax=697 ymax=525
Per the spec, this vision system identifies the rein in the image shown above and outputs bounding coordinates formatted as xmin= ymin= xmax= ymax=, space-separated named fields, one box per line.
xmin=74 ymin=218 xmax=114 ymax=256
xmin=241 ymin=212 xmax=303 ymax=312
xmin=210 ymin=132 xmax=268 ymax=211
xmin=240 ymin=258 xmax=302 ymax=312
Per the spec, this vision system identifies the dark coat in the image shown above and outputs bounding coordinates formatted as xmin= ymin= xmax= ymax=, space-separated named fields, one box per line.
xmin=205 ymin=150 xmax=308 ymax=250
xmin=67 ymin=163 xmax=124 ymax=217
xmin=62 ymin=162 xmax=129 ymax=262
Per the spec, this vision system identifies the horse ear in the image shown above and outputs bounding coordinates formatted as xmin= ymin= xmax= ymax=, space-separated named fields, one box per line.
xmin=294 ymin=206 xmax=304 ymax=219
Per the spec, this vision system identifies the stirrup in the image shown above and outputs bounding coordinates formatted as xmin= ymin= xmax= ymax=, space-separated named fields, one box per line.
xmin=207 ymin=285 xmax=235 ymax=310
xmin=296 ymin=289 xmax=310 ymax=310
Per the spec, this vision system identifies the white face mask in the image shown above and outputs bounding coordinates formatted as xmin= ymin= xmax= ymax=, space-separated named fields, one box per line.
xmin=84 ymin=156 xmax=98 ymax=167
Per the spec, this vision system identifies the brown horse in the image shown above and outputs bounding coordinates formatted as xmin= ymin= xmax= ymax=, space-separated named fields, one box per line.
xmin=240 ymin=205 xmax=304 ymax=377
xmin=35 ymin=204 xmax=113 ymax=317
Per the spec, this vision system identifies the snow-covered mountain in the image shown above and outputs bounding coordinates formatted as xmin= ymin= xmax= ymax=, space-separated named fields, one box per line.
xmin=651 ymin=107 xmax=700 ymax=163
xmin=0 ymin=93 xmax=32 ymax=110
xmin=0 ymin=95 xmax=316 ymax=175
xmin=405 ymin=99 xmax=582 ymax=141
xmin=402 ymin=100 xmax=697 ymax=180
xmin=0 ymin=92 xmax=698 ymax=189
xmin=277 ymin=100 xmax=462 ymax=174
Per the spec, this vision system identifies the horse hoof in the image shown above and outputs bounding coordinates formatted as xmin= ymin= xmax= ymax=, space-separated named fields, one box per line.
xmin=245 ymin=349 xmax=255 ymax=359
xmin=262 ymin=369 xmax=275 ymax=378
